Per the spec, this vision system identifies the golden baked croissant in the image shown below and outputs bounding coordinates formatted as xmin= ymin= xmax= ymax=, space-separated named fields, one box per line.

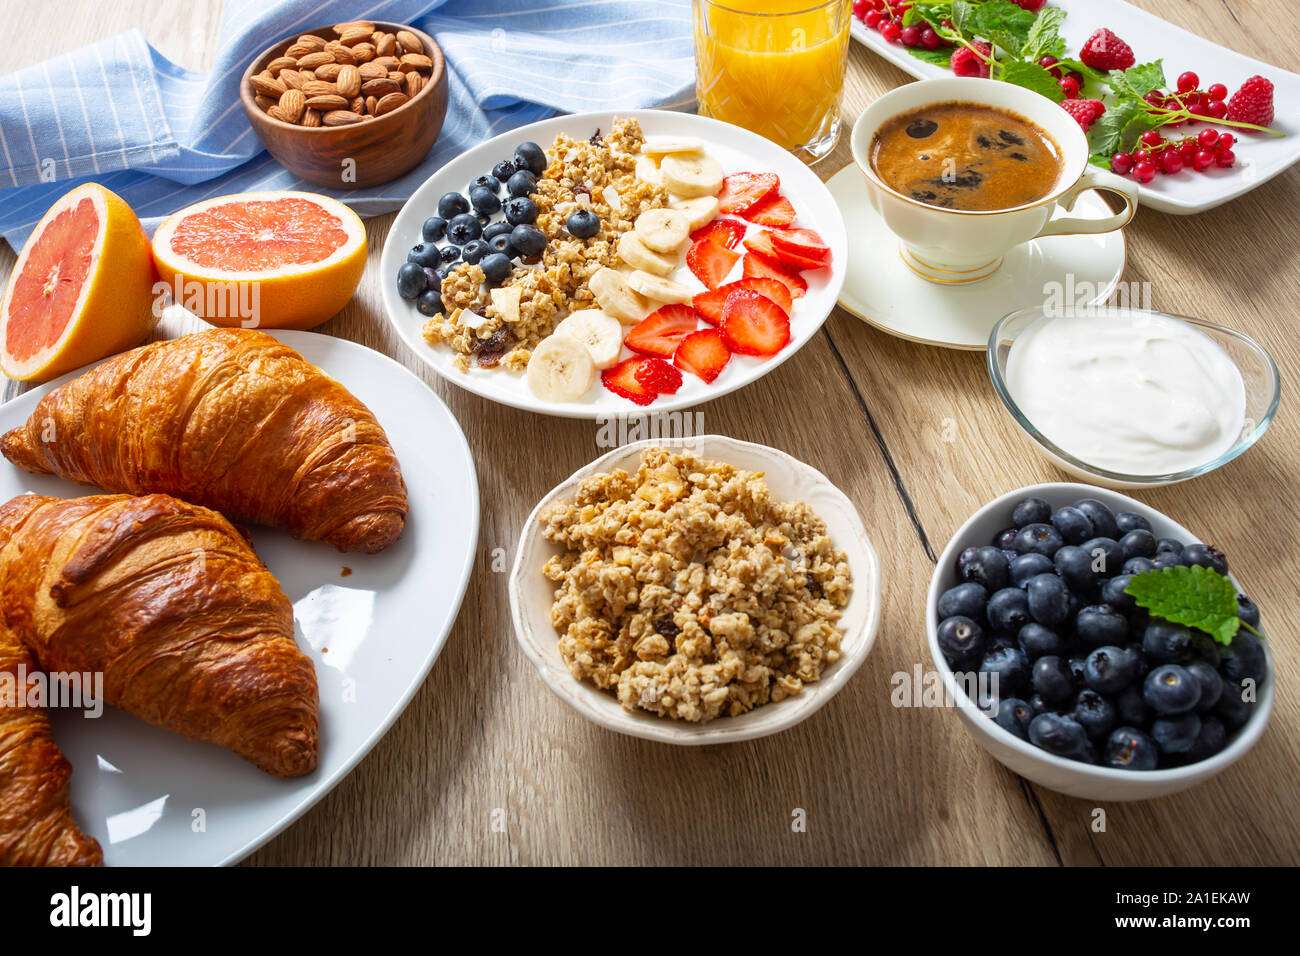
xmin=0 ymin=493 xmax=318 ymax=778
xmin=0 ymin=624 xmax=103 ymax=867
xmin=1 ymin=328 xmax=407 ymax=553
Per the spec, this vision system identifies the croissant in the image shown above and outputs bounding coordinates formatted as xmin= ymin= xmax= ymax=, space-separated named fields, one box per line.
xmin=0 ymin=492 xmax=318 ymax=779
xmin=1 ymin=328 xmax=407 ymax=553
xmin=0 ymin=624 xmax=103 ymax=866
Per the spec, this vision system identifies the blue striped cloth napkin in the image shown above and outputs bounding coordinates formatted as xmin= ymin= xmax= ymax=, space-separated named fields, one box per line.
xmin=0 ymin=0 xmax=695 ymax=251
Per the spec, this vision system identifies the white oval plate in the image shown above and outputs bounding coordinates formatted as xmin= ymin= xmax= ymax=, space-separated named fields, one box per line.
xmin=380 ymin=109 xmax=848 ymax=419
xmin=509 ymin=435 xmax=882 ymax=745
xmin=1 ymin=331 xmax=479 ymax=865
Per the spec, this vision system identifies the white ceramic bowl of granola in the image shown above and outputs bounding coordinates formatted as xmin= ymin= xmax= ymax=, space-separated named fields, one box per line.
xmin=509 ymin=435 xmax=881 ymax=744
xmin=381 ymin=109 xmax=848 ymax=419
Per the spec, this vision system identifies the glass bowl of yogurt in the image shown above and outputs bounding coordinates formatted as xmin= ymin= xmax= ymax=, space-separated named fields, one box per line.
xmin=988 ymin=307 xmax=1280 ymax=488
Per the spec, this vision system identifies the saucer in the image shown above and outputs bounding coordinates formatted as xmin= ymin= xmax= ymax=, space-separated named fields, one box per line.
xmin=826 ymin=165 xmax=1128 ymax=350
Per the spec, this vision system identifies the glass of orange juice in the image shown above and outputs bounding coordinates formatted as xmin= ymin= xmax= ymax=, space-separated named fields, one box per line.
xmin=694 ymin=0 xmax=853 ymax=163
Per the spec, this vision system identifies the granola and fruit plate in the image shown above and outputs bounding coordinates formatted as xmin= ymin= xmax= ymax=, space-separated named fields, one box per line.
xmin=380 ymin=110 xmax=847 ymax=418
xmin=850 ymin=0 xmax=1298 ymax=214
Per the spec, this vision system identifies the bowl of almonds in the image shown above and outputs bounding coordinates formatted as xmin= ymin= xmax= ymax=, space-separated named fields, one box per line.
xmin=240 ymin=20 xmax=448 ymax=188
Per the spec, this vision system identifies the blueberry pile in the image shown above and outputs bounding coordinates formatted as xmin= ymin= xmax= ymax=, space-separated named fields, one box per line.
xmin=936 ymin=495 xmax=1268 ymax=771
xmin=396 ymin=140 xmax=558 ymax=317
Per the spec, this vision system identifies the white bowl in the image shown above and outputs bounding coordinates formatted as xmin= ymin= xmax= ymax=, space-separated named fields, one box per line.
xmin=926 ymin=482 xmax=1274 ymax=801
xmin=509 ymin=436 xmax=882 ymax=744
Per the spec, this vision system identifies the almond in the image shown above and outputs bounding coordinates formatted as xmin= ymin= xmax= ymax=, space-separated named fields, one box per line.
xmin=396 ymin=30 xmax=423 ymax=55
xmin=326 ymin=41 xmax=356 ymax=65
xmin=285 ymin=42 xmax=314 ymax=59
xmin=278 ymin=88 xmax=306 ymax=123
xmin=361 ymin=77 xmax=400 ymax=97
xmin=365 ymin=95 xmax=379 ymax=115
xmin=302 ymin=80 xmax=338 ymax=97
xmin=388 ymin=71 xmax=404 ymax=83
xmin=305 ymin=93 xmax=349 ymax=111
xmin=278 ymin=68 xmax=304 ymax=90
xmin=322 ymin=110 xmax=364 ymax=126
xmin=313 ymin=62 xmax=341 ymax=81
xmin=374 ymin=91 xmax=409 ymax=116
xmin=399 ymin=53 xmax=433 ymax=73
xmin=350 ymin=96 xmax=365 ymax=114
xmin=352 ymin=42 xmax=375 ymax=63
xmin=301 ymin=108 xmax=322 ymax=128
xmin=358 ymin=62 xmax=387 ymax=80
xmin=376 ymin=34 xmax=397 ymax=58
xmin=267 ymin=106 xmax=292 ymax=123
xmin=333 ymin=20 xmax=374 ymax=35
xmin=267 ymin=56 xmax=298 ymax=76
xmin=404 ymin=71 xmax=424 ymax=98
xmin=335 ymin=64 xmax=361 ymax=98
xmin=372 ymin=56 xmax=400 ymax=71
xmin=297 ymin=51 xmax=335 ymax=71
xmin=250 ymin=74 xmax=287 ymax=98
xmin=254 ymin=94 xmax=277 ymax=112
xmin=339 ymin=27 xmax=372 ymax=46
xmin=296 ymin=34 xmax=327 ymax=52
xmin=300 ymin=70 xmax=317 ymax=82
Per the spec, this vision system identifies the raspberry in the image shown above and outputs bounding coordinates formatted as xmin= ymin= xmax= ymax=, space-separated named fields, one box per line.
xmin=1226 ymin=75 xmax=1275 ymax=127
xmin=1078 ymin=29 xmax=1136 ymax=71
xmin=1007 ymin=0 xmax=1046 ymax=9
xmin=1061 ymin=99 xmax=1105 ymax=132
xmin=950 ymin=41 xmax=991 ymax=78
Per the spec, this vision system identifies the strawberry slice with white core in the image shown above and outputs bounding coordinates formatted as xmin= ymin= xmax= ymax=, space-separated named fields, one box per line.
xmin=770 ymin=227 xmax=831 ymax=265
xmin=624 ymin=303 xmax=700 ymax=358
xmin=720 ymin=288 xmax=791 ymax=357
xmin=744 ymin=194 xmax=797 ymax=228
xmin=742 ymin=253 xmax=807 ymax=299
xmin=601 ymin=356 xmax=658 ymax=405
xmin=689 ymin=218 xmax=746 ymax=249
xmin=686 ymin=238 xmax=740 ymax=289
xmin=717 ymin=172 xmax=779 ymax=215
xmin=673 ymin=328 xmax=732 ymax=383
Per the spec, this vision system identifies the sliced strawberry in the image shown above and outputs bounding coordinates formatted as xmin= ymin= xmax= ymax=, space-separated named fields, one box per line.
xmin=717 ymin=172 xmax=779 ymax=215
xmin=690 ymin=284 xmax=733 ymax=326
xmin=740 ymin=276 xmax=792 ymax=316
xmin=673 ymin=328 xmax=731 ymax=384
xmin=742 ymin=229 xmax=782 ymax=262
xmin=720 ymin=288 xmax=791 ymax=357
xmin=742 ymin=252 xmax=806 ymax=299
xmin=686 ymin=238 xmax=740 ymax=290
xmin=744 ymin=193 xmax=796 ymax=228
xmin=601 ymin=357 xmax=657 ymax=405
xmin=770 ymin=227 xmax=831 ymax=265
xmin=623 ymin=303 xmax=699 ymax=358
xmin=634 ymin=357 xmax=683 ymax=394
xmin=690 ymin=217 xmax=746 ymax=250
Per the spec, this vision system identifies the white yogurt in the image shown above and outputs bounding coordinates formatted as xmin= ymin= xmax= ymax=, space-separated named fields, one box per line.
xmin=1004 ymin=311 xmax=1246 ymax=476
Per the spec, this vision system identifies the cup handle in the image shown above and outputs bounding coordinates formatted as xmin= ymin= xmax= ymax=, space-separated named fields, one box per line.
xmin=1033 ymin=168 xmax=1138 ymax=238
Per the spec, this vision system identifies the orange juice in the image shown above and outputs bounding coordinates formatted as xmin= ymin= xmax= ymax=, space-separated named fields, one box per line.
xmin=694 ymin=0 xmax=851 ymax=159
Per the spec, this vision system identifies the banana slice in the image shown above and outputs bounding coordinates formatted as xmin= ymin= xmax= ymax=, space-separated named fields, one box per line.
xmin=589 ymin=267 xmax=652 ymax=324
xmin=626 ymin=270 xmax=694 ymax=305
xmin=618 ymin=232 xmax=677 ymax=276
xmin=554 ymin=309 xmax=624 ymax=369
xmin=634 ymin=208 xmax=690 ymax=254
xmin=669 ymin=195 xmax=721 ymax=231
xmin=641 ymin=136 xmax=705 ymax=157
xmin=660 ymin=152 xmax=724 ymax=198
xmin=635 ymin=154 xmax=662 ymax=186
xmin=526 ymin=334 xmax=596 ymax=402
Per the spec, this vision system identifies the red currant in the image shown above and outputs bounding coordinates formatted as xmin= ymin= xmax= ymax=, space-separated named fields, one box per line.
xmin=1132 ymin=161 xmax=1157 ymax=184
xmin=1178 ymin=140 xmax=1198 ymax=163
xmin=921 ymin=27 xmax=941 ymax=49
xmin=1216 ymin=132 xmax=1235 ymax=150
xmin=865 ymin=10 xmax=883 ymax=28
xmin=1197 ymin=129 xmax=1219 ymax=148
xmin=1039 ymin=55 xmax=1062 ymax=79
xmin=1059 ymin=76 xmax=1080 ymax=99
xmin=1110 ymin=152 xmax=1134 ymax=174
xmin=1143 ymin=91 xmax=1162 ymax=106
xmin=1176 ymin=71 xmax=1199 ymax=94
xmin=1133 ymin=148 xmax=1153 ymax=164
xmin=1193 ymin=149 xmax=1215 ymax=171
xmin=1205 ymin=99 xmax=1228 ymax=119
xmin=881 ymin=20 xmax=902 ymax=42
xmin=1215 ymin=149 xmax=1235 ymax=168
xmin=853 ymin=0 xmax=870 ymax=19
xmin=900 ymin=25 xmax=921 ymax=46
xmin=1160 ymin=151 xmax=1184 ymax=174
xmin=1206 ymin=83 xmax=1228 ymax=102
xmin=1140 ymin=130 xmax=1164 ymax=148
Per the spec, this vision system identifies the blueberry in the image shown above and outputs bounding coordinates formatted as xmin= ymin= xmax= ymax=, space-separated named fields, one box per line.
xmin=1011 ymin=496 xmax=1051 ymax=527
xmin=1104 ymin=727 xmax=1159 ymax=770
xmin=957 ymin=546 xmax=1008 ymax=592
xmin=954 ymin=546 xmax=979 ymax=577
xmin=440 ymin=244 xmax=461 ymax=263
xmin=1083 ymin=645 xmax=1137 ymax=695
xmin=487 ymin=233 xmax=515 ymax=257
xmin=993 ymin=697 xmax=1034 ymax=740
xmin=1185 ymin=716 xmax=1228 ymax=763
xmin=407 ymin=242 xmax=442 ymax=268
xmin=1010 ymin=553 xmax=1053 ymax=588
xmin=1115 ymin=512 xmax=1152 ymax=535
xmin=1080 ymin=537 xmax=1123 ymax=578
xmin=1029 ymin=713 xmax=1090 ymax=759
xmin=1028 ymin=693 xmax=1058 ymax=716
xmin=483 ymin=220 xmax=514 ymax=242
xmin=1074 ymin=689 xmax=1116 ymax=740
xmin=566 ymin=208 xmax=601 ymax=239
xmin=1031 ymin=655 xmax=1075 ymax=704
xmin=1050 ymin=506 xmax=1094 ymax=545
xmin=937 ymin=615 xmax=985 ymax=668
xmin=1214 ymin=682 xmax=1253 ymax=730
xmin=507 ymin=169 xmax=538 ymax=198
xmin=1119 ymin=529 xmax=1156 ymax=560
xmin=1221 ymin=631 xmax=1266 ymax=685
xmin=937 ymin=582 xmax=987 ymax=622
xmin=396 ymin=262 xmax=427 ymax=299
xmin=1142 ymin=620 xmax=1194 ymax=664
xmin=479 ymin=252 xmax=513 ymax=285
xmin=1122 ymin=556 xmax=1155 ymax=575
xmin=1152 ymin=712 xmax=1201 ymax=755
xmin=437 ymin=191 xmax=471 ymax=219
xmin=1125 ymin=642 xmax=1151 ymax=681
xmin=1151 ymin=552 xmax=1181 ymax=571
xmin=1236 ymin=594 xmax=1261 ymax=628
xmin=1076 ymin=604 xmax=1129 ymax=648
xmin=469 ymin=184 xmax=502 ymax=216
xmin=476 ymin=212 xmax=492 ymax=227
xmin=1053 ymin=545 xmax=1097 ymax=594
xmin=989 ymin=632 xmax=1018 ymax=650
xmin=460 ymin=239 xmax=491 ymax=265
xmin=447 ymin=212 xmax=483 ymax=244
xmin=1115 ymin=685 xmax=1151 ymax=728
xmin=1025 ymin=573 xmax=1070 ymax=627
xmin=421 ymin=266 xmax=441 ymax=289
xmin=980 ymin=645 xmax=1030 ymax=697
xmin=1018 ymin=622 xmax=1065 ymax=660
xmin=415 ymin=289 xmax=441 ymax=317
xmin=1101 ymin=574 xmax=1137 ymax=612
xmin=1073 ymin=498 xmax=1120 ymax=539
xmin=472 ymin=174 xmax=501 ymax=193
xmin=513 ymin=140 xmax=547 ymax=176
xmin=422 ymin=216 xmax=447 ymax=242
xmin=510 ymin=224 xmax=547 ymax=259
xmin=1014 ymin=523 xmax=1064 ymax=557
xmin=1181 ymin=542 xmax=1228 ymax=575
xmin=1144 ymin=664 xmax=1201 ymax=715
xmin=1154 ymin=537 xmax=1184 ymax=557
xmin=492 ymin=159 xmax=517 ymax=182
xmin=1184 ymin=659 xmax=1223 ymax=713
xmin=504 ymin=196 xmax=538 ymax=226
xmin=987 ymin=588 xmax=1031 ymax=634
xmin=1066 ymin=654 xmax=1088 ymax=685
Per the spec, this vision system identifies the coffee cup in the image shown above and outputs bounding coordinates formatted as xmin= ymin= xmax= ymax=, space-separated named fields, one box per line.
xmin=850 ymin=77 xmax=1138 ymax=283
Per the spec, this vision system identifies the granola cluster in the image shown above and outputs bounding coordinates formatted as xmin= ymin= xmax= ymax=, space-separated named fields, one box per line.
xmin=421 ymin=117 xmax=669 ymax=372
xmin=539 ymin=449 xmax=852 ymax=722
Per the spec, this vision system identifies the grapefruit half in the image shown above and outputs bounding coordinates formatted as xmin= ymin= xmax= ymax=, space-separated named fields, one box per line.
xmin=151 ymin=191 xmax=366 ymax=331
xmin=1 ymin=183 xmax=156 ymax=382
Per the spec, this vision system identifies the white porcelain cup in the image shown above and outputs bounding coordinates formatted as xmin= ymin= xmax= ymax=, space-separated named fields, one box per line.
xmin=850 ymin=77 xmax=1138 ymax=284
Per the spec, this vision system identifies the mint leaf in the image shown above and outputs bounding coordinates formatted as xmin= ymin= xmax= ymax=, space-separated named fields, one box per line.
xmin=1109 ymin=60 xmax=1167 ymax=99
xmin=951 ymin=0 xmax=978 ymax=36
xmin=1000 ymin=61 xmax=1065 ymax=102
xmin=1022 ymin=7 xmax=1067 ymax=62
xmin=974 ymin=0 xmax=1037 ymax=57
xmin=907 ymin=45 xmax=958 ymax=67
xmin=1125 ymin=565 xmax=1245 ymax=645
xmin=1087 ymin=99 xmax=1141 ymax=156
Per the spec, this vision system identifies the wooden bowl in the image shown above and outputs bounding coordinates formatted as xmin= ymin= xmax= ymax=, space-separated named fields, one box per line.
xmin=239 ymin=22 xmax=449 ymax=189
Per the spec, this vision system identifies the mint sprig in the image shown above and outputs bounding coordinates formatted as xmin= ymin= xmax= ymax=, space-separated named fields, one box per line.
xmin=1124 ymin=565 xmax=1260 ymax=646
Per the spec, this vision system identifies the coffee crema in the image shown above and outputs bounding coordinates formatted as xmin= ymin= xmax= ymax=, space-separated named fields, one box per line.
xmin=869 ymin=101 xmax=1063 ymax=212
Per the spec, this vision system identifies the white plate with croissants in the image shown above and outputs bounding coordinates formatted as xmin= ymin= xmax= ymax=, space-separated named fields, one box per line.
xmin=0 ymin=328 xmax=479 ymax=866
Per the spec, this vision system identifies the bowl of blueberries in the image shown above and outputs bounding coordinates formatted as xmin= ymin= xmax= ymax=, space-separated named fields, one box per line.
xmin=926 ymin=483 xmax=1273 ymax=801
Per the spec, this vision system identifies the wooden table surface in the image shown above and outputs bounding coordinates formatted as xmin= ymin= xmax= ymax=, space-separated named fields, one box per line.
xmin=2 ymin=0 xmax=1297 ymax=866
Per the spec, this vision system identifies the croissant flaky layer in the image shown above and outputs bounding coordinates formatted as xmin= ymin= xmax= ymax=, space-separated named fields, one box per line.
xmin=0 ymin=493 xmax=319 ymax=780
xmin=0 ymin=625 xmax=103 ymax=867
xmin=0 ymin=328 xmax=408 ymax=553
